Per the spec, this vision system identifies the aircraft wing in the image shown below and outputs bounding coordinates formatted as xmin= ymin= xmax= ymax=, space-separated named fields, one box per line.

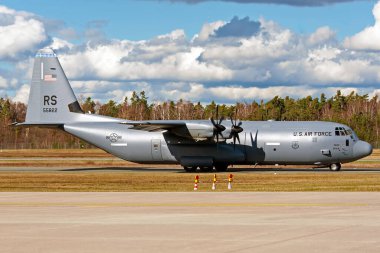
xmin=120 ymin=120 xmax=213 ymax=140
xmin=121 ymin=121 xmax=187 ymax=132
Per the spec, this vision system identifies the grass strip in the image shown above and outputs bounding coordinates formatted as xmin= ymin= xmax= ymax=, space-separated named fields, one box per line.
xmin=1 ymin=172 xmax=380 ymax=192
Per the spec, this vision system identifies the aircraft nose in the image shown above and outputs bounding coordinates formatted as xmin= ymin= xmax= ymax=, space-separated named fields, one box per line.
xmin=354 ymin=141 xmax=373 ymax=159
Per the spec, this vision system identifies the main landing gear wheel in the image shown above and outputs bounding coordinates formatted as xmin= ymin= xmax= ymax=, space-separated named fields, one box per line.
xmin=199 ymin=166 xmax=213 ymax=172
xmin=214 ymin=163 xmax=228 ymax=172
xmin=329 ymin=163 xmax=341 ymax=171
xmin=183 ymin=166 xmax=197 ymax=172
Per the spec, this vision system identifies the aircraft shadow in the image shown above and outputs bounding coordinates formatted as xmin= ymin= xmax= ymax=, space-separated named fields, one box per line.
xmin=60 ymin=167 xmax=183 ymax=172
xmin=60 ymin=167 xmax=380 ymax=173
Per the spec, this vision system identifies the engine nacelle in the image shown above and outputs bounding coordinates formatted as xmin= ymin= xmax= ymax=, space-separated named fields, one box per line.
xmin=177 ymin=123 xmax=214 ymax=139
xmin=172 ymin=122 xmax=234 ymax=141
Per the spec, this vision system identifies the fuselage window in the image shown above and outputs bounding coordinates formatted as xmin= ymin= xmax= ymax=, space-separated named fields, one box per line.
xmin=346 ymin=139 xmax=349 ymax=147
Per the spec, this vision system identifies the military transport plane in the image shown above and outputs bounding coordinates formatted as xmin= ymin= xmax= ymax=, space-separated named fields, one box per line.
xmin=15 ymin=48 xmax=373 ymax=172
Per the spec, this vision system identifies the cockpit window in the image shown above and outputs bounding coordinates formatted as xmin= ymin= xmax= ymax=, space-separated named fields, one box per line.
xmin=335 ymin=127 xmax=346 ymax=136
xmin=335 ymin=127 xmax=357 ymax=141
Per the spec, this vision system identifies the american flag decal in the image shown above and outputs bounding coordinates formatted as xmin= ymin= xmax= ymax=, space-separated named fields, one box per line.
xmin=44 ymin=74 xmax=57 ymax=81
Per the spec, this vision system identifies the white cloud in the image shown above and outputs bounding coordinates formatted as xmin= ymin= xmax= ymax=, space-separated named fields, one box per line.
xmin=370 ymin=89 xmax=380 ymax=100
xmin=2 ymin=4 xmax=379 ymax=105
xmin=193 ymin=20 xmax=225 ymax=41
xmin=200 ymin=26 xmax=294 ymax=67
xmin=71 ymin=80 xmax=153 ymax=103
xmin=13 ymin=84 xmax=29 ymax=103
xmin=60 ymin=43 xmax=233 ymax=82
xmin=307 ymin=46 xmax=341 ymax=61
xmin=157 ymin=29 xmax=186 ymax=41
xmin=308 ymin=26 xmax=336 ymax=45
xmin=50 ymin=37 xmax=73 ymax=51
xmin=344 ymin=1 xmax=380 ymax=50
xmin=68 ymin=79 xmax=376 ymax=105
xmin=34 ymin=17 xmax=379 ymax=103
xmin=0 ymin=75 xmax=7 ymax=88
xmin=0 ymin=5 xmax=47 ymax=58
xmin=208 ymin=85 xmax=340 ymax=101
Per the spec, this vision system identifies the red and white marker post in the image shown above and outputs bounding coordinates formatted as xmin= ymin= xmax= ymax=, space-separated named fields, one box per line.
xmin=194 ymin=175 xmax=199 ymax=191
xmin=212 ymin=174 xmax=217 ymax=190
xmin=228 ymin=174 xmax=233 ymax=190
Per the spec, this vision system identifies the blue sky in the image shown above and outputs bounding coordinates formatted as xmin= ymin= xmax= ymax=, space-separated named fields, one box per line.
xmin=2 ymin=0 xmax=375 ymax=40
xmin=0 ymin=0 xmax=379 ymax=104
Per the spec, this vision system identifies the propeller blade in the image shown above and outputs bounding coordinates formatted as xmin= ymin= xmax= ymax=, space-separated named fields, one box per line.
xmin=216 ymin=105 xmax=219 ymax=121
xmin=229 ymin=106 xmax=243 ymax=150
xmin=211 ymin=117 xmax=216 ymax=127
xmin=234 ymin=107 xmax=238 ymax=125
xmin=211 ymin=104 xmax=226 ymax=143
xmin=219 ymin=116 xmax=224 ymax=125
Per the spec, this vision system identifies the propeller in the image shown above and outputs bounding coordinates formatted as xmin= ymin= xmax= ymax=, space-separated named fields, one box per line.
xmin=230 ymin=107 xmax=243 ymax=149
xmin=211 ymin=105 xmax=226 ymax=142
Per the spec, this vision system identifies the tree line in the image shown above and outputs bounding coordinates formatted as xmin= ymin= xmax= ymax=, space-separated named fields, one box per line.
xmin=1 ymin=90 xmax=379 ymax=149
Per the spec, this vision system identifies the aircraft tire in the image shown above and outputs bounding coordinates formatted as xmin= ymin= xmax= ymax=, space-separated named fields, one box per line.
xmin=214 ymin=163 xmax=228 ymax=172
xmin=199 ymin=166 xmax=213 ymax=172
xmin=329 ymin=163 xmax=341 ymax=171
xmin=183 ymin=166 xmax=197 ymax=172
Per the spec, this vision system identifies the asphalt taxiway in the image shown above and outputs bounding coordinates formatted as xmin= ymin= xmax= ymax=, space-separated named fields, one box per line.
xmin=1 ymin=192 xmax=380 ymax=253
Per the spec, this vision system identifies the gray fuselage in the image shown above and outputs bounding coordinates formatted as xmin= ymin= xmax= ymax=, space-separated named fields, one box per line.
xmin=64 ymin=119 xmax=372 ymax=167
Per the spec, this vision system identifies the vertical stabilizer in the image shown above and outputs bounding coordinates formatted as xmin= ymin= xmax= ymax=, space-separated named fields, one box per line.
xmin=25 ymin=48 xmax=83 ymax=125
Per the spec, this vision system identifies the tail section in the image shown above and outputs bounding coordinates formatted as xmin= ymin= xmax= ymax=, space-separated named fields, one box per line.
xmin=24 ymin=48 xmax=83 ymax=125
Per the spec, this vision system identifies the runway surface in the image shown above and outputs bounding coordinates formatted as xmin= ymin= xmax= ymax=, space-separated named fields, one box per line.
xmin=1 ymin=192 xmax=380 ymax=253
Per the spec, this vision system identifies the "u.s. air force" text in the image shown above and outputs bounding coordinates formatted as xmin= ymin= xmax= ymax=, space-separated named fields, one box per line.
xmin=293 ymin=131 xmax=332 ymax=137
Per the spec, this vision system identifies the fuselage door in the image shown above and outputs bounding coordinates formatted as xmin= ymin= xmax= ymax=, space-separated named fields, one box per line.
xmin=151 ymin=139 xmax=163 ymax=161
xmin=341 ymin=138 xmax=353 ymax=157
xmin=265 ymin=142 xmax=281 ymax=161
